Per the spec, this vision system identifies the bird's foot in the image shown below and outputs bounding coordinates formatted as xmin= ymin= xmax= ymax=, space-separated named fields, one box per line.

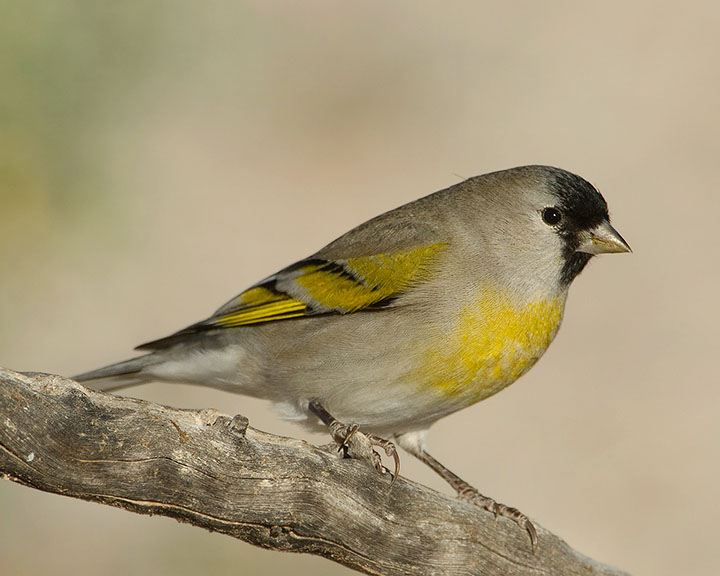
xmin=309 ymin=401 xmax=399 ymax=484
xmin=332 ymin=422 xmax=400 ymax=485
xmin=457 ymin=485 xmax=538 ymax=552
xmin=397 ymin=442 xmax=538 ymax=552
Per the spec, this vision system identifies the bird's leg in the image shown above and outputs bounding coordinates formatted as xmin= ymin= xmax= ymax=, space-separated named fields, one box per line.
xmin=308 ymin=401 xmax=400 ymax=484
xmin=401 ymin=442 xmax=538 ymax=551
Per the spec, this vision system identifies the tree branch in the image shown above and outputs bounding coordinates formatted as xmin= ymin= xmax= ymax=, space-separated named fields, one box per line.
xmin=0 ymin=368 xmax=628 ymax=576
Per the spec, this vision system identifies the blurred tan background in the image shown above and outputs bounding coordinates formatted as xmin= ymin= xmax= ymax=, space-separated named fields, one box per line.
xmin=1 ymin=2 xmax=718 ymax=575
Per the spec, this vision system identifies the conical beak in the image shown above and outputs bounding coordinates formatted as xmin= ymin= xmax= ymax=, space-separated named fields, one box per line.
xmin=577 ymin=220 xmax=632 ymax=255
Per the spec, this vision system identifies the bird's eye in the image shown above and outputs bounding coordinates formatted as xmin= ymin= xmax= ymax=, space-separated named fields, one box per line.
xmin=541 ymin=207 xmax=563 ymax=226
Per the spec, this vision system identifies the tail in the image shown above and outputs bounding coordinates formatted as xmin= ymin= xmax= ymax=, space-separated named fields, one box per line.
xmin=73 ymin=355 xmax=159 ymax=392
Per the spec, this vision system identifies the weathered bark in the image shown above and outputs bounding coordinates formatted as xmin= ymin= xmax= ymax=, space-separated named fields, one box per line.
xmin=0 ymin=368 xmax=628 ymax=576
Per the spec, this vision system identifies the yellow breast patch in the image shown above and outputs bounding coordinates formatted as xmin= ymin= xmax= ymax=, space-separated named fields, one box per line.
xmin=419 ymin=286 xmax=565 ymax=403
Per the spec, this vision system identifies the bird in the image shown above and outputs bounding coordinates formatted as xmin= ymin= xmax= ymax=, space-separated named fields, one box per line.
xmin=74 ymin=165 xmax=630 ymax=550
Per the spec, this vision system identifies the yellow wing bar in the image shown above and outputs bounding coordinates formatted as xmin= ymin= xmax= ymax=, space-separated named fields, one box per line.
xmin=294 ymin=244 xmax=447 ymax=312
xmin=203 ymin=242 xmax=448 ymax=329
xmin=210 ymin=286 xmax=307 ymax=327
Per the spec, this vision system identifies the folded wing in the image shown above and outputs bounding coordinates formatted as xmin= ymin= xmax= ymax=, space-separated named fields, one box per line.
xmin=137 ymin=242 xmax=447 ymax=350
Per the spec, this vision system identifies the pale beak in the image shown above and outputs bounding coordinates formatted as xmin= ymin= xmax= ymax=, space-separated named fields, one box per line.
xmin=577 ymin=220 xmax=632 ymax=255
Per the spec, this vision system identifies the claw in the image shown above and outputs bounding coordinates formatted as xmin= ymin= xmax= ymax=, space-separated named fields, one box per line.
xmin=389 ymin=452 xmax=400 ymax=485
xmin=526 ymin=521 xmax=538 ymax=553
xmin=363 ymin=432 xmax=400 ymax=485
xmin=333 ymin=423 xmax=359 ymax=454
xmin=459 ymin=489 xmax=537 ymax=552
xmin=384 ymin=442 xmax=400 ymax=486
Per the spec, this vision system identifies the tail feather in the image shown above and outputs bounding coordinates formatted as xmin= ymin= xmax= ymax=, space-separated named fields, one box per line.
xmin=73 ymin=355 xmax=158 ymax=392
